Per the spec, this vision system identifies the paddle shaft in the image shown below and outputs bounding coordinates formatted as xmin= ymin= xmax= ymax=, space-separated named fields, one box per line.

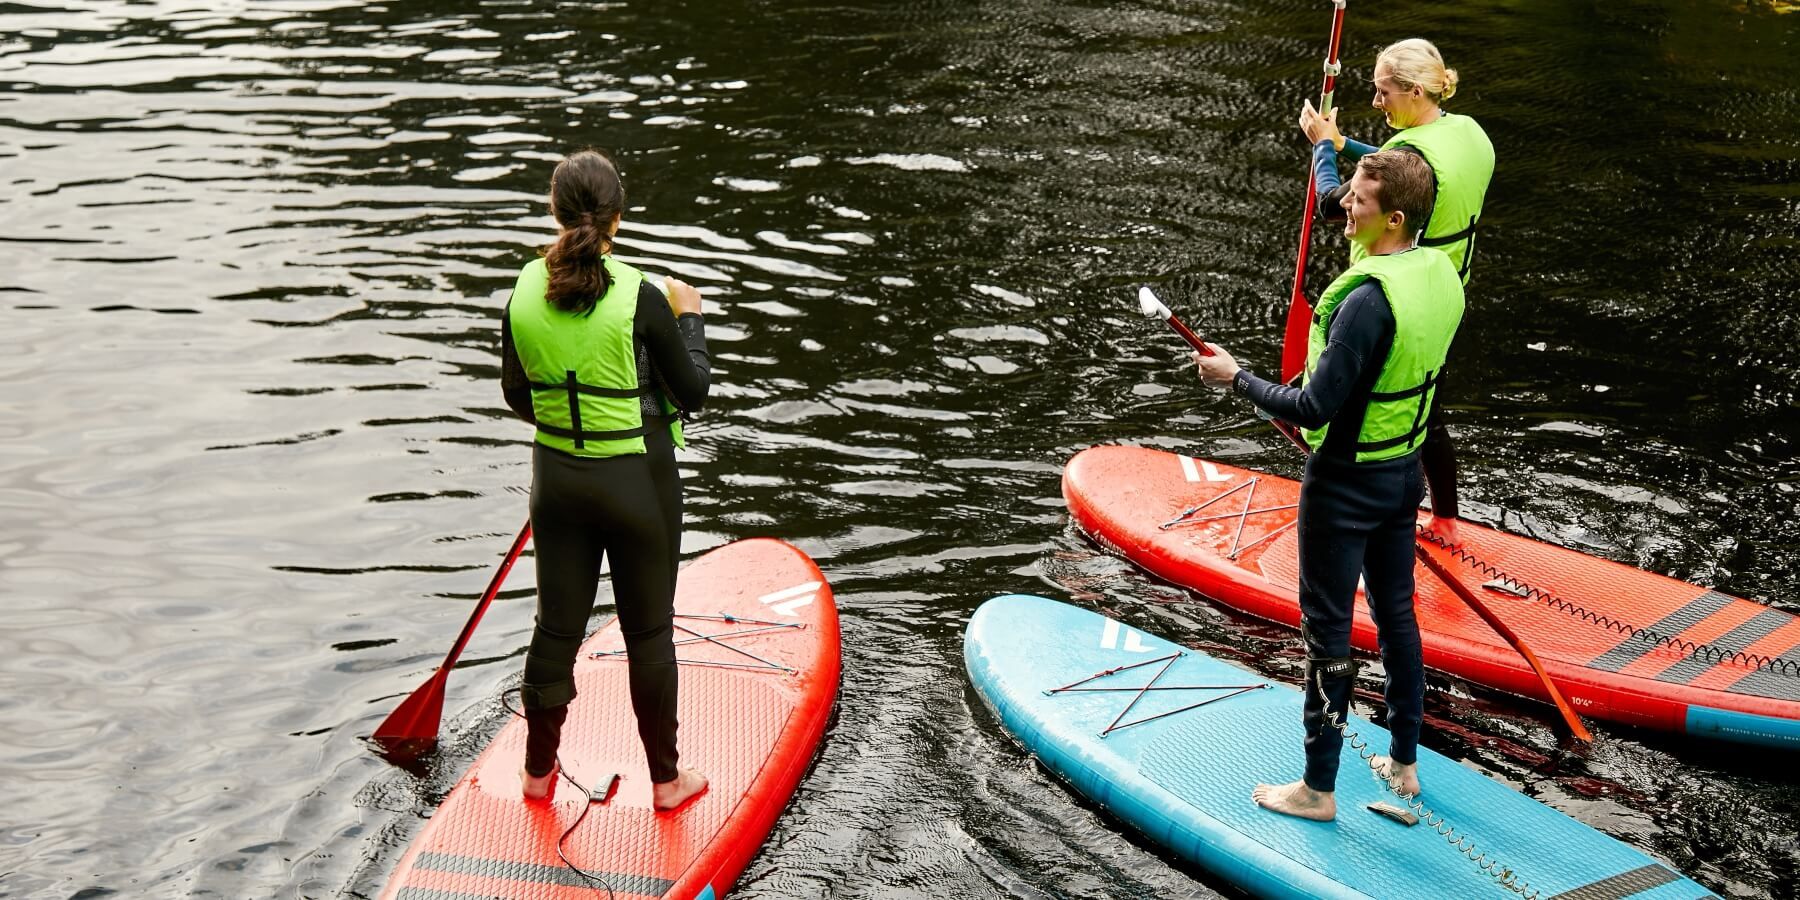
xmin=373 ymin=520 xmax=533 ymax=748
xmin=1160 ymin=307 xmax=1312 ymax=454
xmin=1414 ymin=545 xmax=1594 ymax=741
xmin=431 ymin=522 xmax=532 ymax=670
xmin=1281 ymin=0 xmax=1350 ymax=383
xmin=1156 ymin=303 xmax=1593 ymax=741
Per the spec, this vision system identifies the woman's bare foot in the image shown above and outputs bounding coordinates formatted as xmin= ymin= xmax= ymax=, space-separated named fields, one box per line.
xmin=1252 ymin=780 xmax=1336 ymax=821
xmin=1372 ymin=756 xmax=1421 ymax=797
xmin=520 ymin=763 xmax=558 ymax=801
xmin=652 ymin=767 xmax=708 ymax=811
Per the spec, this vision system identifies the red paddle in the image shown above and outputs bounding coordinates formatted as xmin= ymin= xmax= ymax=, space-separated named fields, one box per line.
xmin=1140 ymin=287 xmax=1593 ymax=742
xmin=373 ymin=521 xmax=534 ymax=757
xmin=1281 ymin=0 xmax=1351 ymax=384
xmin=1414 ymin=543 xmax=1592 ymax=741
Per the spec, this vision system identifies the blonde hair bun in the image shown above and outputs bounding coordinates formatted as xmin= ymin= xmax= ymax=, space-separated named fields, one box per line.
xmin=1377 ymin=38 xmax=1458 ymax=104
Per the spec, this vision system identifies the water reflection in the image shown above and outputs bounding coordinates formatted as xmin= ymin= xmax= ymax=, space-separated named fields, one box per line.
xmin=1 ymin=0 xmax=1796 ymax=897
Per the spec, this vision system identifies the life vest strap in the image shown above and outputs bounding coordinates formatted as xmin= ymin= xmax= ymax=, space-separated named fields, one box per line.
xmin=1417 ymin=217 xmax=1477 ymax=247
xmin=534 ymin=421 xmax=655 ymax=444
xmin=1420 ymin=216 xmax=1478 ymax=281
xmin=526 ymin=379 xmax=650 ymax=399
xmin=1357 ymin=366 xmax=1440 ymax=453
xmin=536 ymin=369 xmax=653 ymax=449
xmin=1354 ymin=421 xmax=1429 ymax=453
xmin=1367 ymin=367 xmax=1444 ymax=402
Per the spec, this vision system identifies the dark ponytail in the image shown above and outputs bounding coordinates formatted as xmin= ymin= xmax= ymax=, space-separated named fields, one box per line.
xmin=543 ymin=150 xmax=627 ymax=315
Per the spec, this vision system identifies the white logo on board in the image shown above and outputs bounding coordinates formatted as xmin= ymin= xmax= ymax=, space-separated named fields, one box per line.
xmin=757 ymin=581 xmax=821 ymax=617
xmin=1179 ymin=456 xmax=1232 ymax=483
xmin=1100 ymin=619 xmax=1153 ymax=653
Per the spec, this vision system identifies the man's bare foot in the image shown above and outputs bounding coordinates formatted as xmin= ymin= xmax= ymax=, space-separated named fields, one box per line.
xmin=652 ymin=767 xmax=708 ymax=811
xmin=1251 ymin=780 xmax=1336 ymax=821
xmin=1425 ymin=515 xmax=1461 ymax=547
xmin=1373 ymin=756 xmax=1420 ymax=797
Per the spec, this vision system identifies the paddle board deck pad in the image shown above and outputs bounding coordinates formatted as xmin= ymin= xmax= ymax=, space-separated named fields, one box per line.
xmin=966 ymin=594 xmax=1715 ymax=899
xmin=381 ymin=538 xmax=840 ymax=900
xmin=1063 ymin=445 xmax=1800 ymax=749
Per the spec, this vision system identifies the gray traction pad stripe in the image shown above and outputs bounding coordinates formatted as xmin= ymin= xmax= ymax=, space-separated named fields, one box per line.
xmin=1654 ymin=609 xmax=1791 ymax=685
xmin=1725 ymin=633 xmax=1800 ymax=701
xmin=414 ymin=850 xmax=675 ymax=896
xmin=1548 ymin=863 xmax=1685 ymax=900
xmin=1588 ymin=592 xmax=1732 ymax=672
xmin=397 ymin=889 xmax=525 ymax=900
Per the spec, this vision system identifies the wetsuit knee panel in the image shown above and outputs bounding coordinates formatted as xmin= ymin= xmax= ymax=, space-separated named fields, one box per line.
xmin=1305 ymin=654 xmax=1360 ymax=683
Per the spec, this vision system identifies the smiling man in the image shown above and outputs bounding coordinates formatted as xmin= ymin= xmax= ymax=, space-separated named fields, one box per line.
xmin=1191 ymin=150 xmax=1465 ymax=820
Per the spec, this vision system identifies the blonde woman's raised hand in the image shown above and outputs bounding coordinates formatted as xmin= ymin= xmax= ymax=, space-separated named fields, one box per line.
xmin=1299 ymin=100 xmax=1344 ymax=151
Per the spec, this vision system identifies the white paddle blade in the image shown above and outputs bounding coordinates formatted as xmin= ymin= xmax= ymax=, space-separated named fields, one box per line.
xmin=1137 ymin=286 xmax=1172 ymax=320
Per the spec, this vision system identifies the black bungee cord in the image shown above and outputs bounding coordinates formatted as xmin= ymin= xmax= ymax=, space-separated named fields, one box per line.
xmin=501 ymin=687 xmax=618 ymax=900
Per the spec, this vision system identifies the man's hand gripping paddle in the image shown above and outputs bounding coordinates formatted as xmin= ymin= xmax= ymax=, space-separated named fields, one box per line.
xmin=1138 ymin=286 xmax=1593 ymax=743
xmin=1140 ymin=287 xmax=1311 ymax=453
xmin=374 ymin=521 xmax=534 ymax=761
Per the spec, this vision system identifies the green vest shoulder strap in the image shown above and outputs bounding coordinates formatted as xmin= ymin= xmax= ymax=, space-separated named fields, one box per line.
xmin=1302 ymin=249 xmax=1466 ymax=462
xmin=506 ymin=257 xmax=684 ymax=457
xmin=1349 ymin=113 xmax=1496 ymax=284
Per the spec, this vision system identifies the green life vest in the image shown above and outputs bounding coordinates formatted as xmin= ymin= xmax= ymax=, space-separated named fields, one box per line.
xmin=1349 ymin=113 xmax=1495 ymax=284
xmin=506 ymin=256 xmax=684 ymax=457
xmin=1303 ymin=248 xmax=1465 ymax=462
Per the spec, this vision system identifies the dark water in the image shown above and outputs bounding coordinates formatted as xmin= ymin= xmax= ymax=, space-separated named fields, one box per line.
xmin=2 ymin=0 xmax=1797 ymax=897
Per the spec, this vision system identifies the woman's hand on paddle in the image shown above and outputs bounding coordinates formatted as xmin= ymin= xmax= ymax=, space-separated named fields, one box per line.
xmin=1193 ymin=345 xmax=1240 ymax=390
xmin=1299 ymin=100 xmax=1344 ymax=151
xmin=664 ymin=276 xmax=703 ymax=316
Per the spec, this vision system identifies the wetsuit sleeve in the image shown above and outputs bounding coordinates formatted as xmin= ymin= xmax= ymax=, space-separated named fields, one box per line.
xmin=1313 ymin=140 xmax=1348 ymax=221
xmin=1341 ymin=137 xmax=1380 ymax=159
xmin=636 ymin=281 xmax=711 ymax=412
xmin=499 ymin=297 xmax=536 ymax=424
xmin=1232 ymin=280 xmax=1394 ymax=429
xmin=1315 ymin=139 xmax=1422 ymax=221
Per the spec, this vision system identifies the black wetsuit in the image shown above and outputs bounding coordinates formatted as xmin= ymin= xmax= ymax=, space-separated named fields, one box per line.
xmin=1234 ymin=273 xmax=1427 ymax=793
xmin=1313 ymin=138 xmax=1461 ymax=519
xmin=500 ymin=280 xmax=710 ymax=783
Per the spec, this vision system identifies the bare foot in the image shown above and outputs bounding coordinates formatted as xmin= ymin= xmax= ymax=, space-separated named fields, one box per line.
xmin=520 ymin=763 xmax=557 ymax=801
xmin=1373 ymin=756 xmax=1420 ymax=797
xmin=1252 ymin=780 xmax=1336 ymax=821
xmin=652 ymin=767 xmax=708 ymax=811
xmin=1425 ymin=515 xmax=1461 ymax=547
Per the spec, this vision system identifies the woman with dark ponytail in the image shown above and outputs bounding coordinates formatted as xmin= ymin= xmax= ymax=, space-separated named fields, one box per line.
xmin=499 ymin=148 xmax=711 ymax=810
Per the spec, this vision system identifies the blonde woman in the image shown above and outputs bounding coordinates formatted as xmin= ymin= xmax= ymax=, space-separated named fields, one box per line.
xmin=1299 ymin=38 xmax=1493 ymax=545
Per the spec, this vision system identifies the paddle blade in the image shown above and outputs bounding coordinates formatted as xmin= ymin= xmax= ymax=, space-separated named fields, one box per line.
xmin=1281 ymin=289 xmax=1311 ymax=383
xmin=373 ymin=668 xmax=448 ymax=758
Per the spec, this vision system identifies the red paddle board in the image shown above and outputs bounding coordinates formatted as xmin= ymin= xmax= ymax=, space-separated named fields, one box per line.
xmin=1064 ymin=445 xmax=1800 ymax=749
xmin=381 ymin=538 xmax=839 ymax=899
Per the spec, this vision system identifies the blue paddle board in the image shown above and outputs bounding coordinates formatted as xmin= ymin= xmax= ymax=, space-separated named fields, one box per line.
xmin=965 ymin=594 xmax=1714 ymax=899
